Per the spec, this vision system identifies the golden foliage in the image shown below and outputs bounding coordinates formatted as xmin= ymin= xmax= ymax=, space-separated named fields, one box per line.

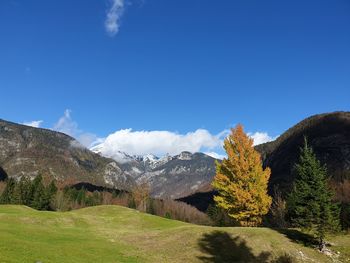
xmin=212 ymin=124 xmax=272 ymax=226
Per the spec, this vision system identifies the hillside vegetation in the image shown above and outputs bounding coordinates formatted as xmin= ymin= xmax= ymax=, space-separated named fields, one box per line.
xmin=256 ymin=111 xmax=350 ymax=195
xmin=0 ymin=205 xmax=349 ymax=263
xmin=0 ymin=119 xmax=134 ymax=190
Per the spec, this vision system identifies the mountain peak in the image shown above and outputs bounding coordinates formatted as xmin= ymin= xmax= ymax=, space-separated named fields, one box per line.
xmin=176 ymin=151 xmax=193 ymax=160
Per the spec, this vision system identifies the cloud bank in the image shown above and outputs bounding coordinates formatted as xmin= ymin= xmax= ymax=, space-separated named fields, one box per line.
xmin=49 ymin=110 xmax=277 ymax=158
xmin=105 ymin=0 xmax=125 ymax=36
xmin=204 ymin=151 xmax=226 ymax=160
xmin=93 ymin=128 xmax=277 ymax=159
xmin=23 ymin=120 xmax=43 ymax=128
xmin=248 ymin=131 xmax=278 ymax=146
xmin=95 ymin=129 xmax=222 ymax=157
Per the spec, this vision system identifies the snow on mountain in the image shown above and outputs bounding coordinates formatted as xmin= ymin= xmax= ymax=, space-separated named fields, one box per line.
xmin=176 ymin=151 xmax=193 ymax=160
xmin=91 ymin=145 xmax=162 ymax=167
xmin=90 ymin=143 xmax=218 ymax=199
xmin=142 ymin=154 xmax=159 ymax=163
xmin=90 ymin=145 xmax=135 ymax=163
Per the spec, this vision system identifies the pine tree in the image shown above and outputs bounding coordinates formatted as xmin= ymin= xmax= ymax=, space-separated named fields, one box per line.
xmin=31 ymin=175 xmax=48 ymax=210
xmin=76 ymin=188 xmax=86 ymax=205
xmin=12 ymin=180 xmax=23 ymax=204
xmin=287 ymin=138 xmax=340 ymax=250
xmin=212 ymin=124 xmax=272 ymax=226
xmin=19 ymin=176 xmax=33 ymax=206
xmin=30 ymin=174 xmax=43 ymax=202
xmin=0 ymin=178 xmax=16 ymax=204
xmin=47 ymin=180 xmax=57 ymax=200
xmin=12 ymin=176 xmax=33 ymax=205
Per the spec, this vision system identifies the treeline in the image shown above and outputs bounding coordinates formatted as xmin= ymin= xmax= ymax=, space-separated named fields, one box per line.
xmin=0 ymin=175 xmax=57 ymax=210
xmin=0 ymin=176 xmax=212 ymax=225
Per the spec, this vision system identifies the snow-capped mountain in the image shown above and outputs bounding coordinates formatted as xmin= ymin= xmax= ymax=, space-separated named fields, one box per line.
xmin=91 ymin=144 xmax=217 ymax=199
xmin=91 ymin=145 xmax=161 ymax=165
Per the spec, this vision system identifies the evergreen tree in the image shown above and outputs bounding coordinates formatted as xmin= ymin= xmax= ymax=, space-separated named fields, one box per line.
xmin=0 ymin=178 xmax=16 ymax=204
xmin=47 ymin=180 xmax=58 ymax=197
xmin=30 ymin=174 xmax=43 ymax=202
xmin=0 ymin=175 xmax=57 ymax=211
xmin=287 ymin=138 xmax=340 ymax=250
xmin=206 ymin=204 xmax=231 ymax=226
xmin=20 ymin=176 xmax=34 ymax=206
xmin=12 ymin=179 xmax=23 ymax=204
xmin=146 ymin=198 xmax=156 ymax=215
xmin=31 ymin=175 xmax=48 ymax=210
xmin=76 ymin=188 xmax=86 ymax=205
xmin=12 ymin=176 xmax=33 ymax=205
xmin=212 ymin=124 xmax=272 ymax=226
xmin=44 ymin=180 xmax=58 ymax=210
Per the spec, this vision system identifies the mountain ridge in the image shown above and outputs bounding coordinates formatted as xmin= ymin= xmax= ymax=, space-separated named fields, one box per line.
xmin=1 ymin=111 xmax=349 ymax=204
xmin=0 ymin=119 xmax=135 ymax=190
xmin=91 ymin=147 xmax=217 ymax=198
xmin=180 ymin=111 xmax=350 ymax=211
xmin=256 ymin=111 xmax=350 ymax=197
xmin=0 ymin=119 xmax=218 ymax=199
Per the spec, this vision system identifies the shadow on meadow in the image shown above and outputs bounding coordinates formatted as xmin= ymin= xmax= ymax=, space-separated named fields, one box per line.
xmin=197 ymin=231 xmax=295 ymax=263
xmin=276 ymin=228 xmax=318 ymax=248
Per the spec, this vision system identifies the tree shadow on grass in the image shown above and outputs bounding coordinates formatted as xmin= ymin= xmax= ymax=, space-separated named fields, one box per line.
xmin=197 ymin=231 xmax=295 ymax=263
xmin=276 ymin=228 xmax=318 ymax=248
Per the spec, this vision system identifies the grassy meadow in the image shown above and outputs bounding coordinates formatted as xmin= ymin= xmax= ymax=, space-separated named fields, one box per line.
xmin=0 ymin=205 xmax=349 ymax=263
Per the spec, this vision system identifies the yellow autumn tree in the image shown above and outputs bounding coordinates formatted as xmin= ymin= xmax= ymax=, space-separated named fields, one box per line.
xmin=212 ymin=124 xmax=272 ymax=226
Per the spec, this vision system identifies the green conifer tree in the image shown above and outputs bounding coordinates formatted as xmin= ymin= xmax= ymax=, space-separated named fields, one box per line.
xmin=76 ymin=188 xmax=86 ymax=205
xmin=12 ymin=179 xmax=23 ymax=204
xmin=287 ymin=138 xmax=340 ymax=250
xmin=20 ymin=176 xmax=33 ymax=206
xmin=46 ymin=180 xmax=57 ymax=207
xmin=0 ymin=178 xmax=16 ymax=204
xmin=31 ymin=175 xmax=48 ymax=210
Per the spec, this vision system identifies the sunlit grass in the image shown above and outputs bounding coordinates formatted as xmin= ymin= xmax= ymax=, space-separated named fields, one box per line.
xmin=0 ymin=205 xmax=348 ymax=263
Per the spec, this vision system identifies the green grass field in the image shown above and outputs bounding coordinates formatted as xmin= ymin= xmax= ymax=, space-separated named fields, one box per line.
xmin=0 ymin=205 xmax=349 ymax=263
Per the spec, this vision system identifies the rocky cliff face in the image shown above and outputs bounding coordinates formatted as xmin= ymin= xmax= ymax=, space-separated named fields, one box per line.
xmin=0 ymin=119 xmax=134 ymax=190
xmin=91 ymin=147 xmax=217 ymax=199
xmin=122 ymin=152 xmax=216 ymax=199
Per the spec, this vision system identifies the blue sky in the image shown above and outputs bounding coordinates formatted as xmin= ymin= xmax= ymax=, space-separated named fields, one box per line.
xmin=0 ymin=0 xmax=349 ymax=157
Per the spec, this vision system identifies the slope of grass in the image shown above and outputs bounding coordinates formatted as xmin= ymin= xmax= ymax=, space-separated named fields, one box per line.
xmin=0 ymin=205 xmax=348 ymax=263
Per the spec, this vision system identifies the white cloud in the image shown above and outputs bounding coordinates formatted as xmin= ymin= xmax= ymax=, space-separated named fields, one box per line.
xmin=50 ymin=110 xmax=277 ymax=157
xmin=23 ymin=120 xmax=43 ymax=128
xmin=93 ymin=127 xmax=277 ymax=159
xmin=248 ymin=132 xmax=278 ymax=146
xmin=105 ymin=0 xmax=125 ymax=36
xmin=94 ymin=129 xmax=223 ymax=157
xmin=204 ymin=152 xmax=226 ymax=160
xmin=53 ymin=109 xmax=78 ymax=136
xmin=53 ymin=109 xmax=99 ymax=148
